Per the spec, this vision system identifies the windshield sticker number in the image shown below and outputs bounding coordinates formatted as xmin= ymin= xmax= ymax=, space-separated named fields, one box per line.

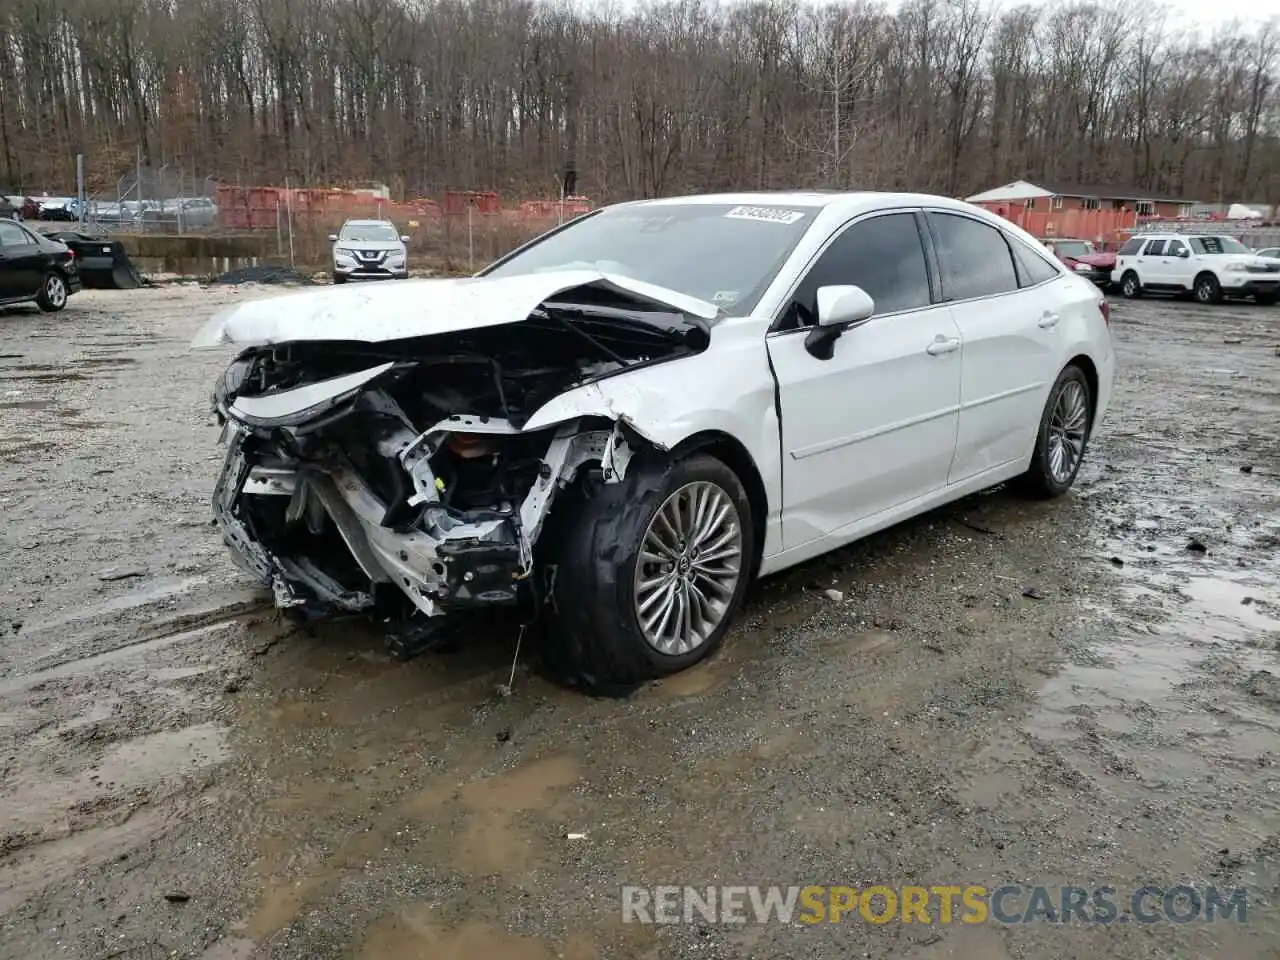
xmin=712 ymin=290 xmax=740 ymax=304
xmin=724 ymin=206 xmax=805 ymax=225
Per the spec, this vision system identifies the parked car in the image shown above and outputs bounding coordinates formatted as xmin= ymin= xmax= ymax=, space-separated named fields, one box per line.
xmin=328 ymin=218 xmax=410 ymax=283
xmin=1039 ymin=237 xmax=1116 ymax=289
xmin=0 ymin=219 xmax=81 ymax=311
xmin=4 ymin=195 xmax=39 ymax=219
xmin=1111 ymin=233 xmax=1280 ymax=304
xmin=37 ymin=197 xmax=81 ymax=222
xmin=1254 ymin=246 xmax=1280 ymax=260
xmin=196 ymin=192 xmax=1115 ymax=693
xmin=0 ymin=196 xmax=16 ymax=220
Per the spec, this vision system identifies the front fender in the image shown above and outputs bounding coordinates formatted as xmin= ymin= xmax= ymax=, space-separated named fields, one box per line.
xmin=519 ymin=327 xmax=785 ymax=558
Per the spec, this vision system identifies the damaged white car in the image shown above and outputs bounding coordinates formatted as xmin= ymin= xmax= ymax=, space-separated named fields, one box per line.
xmin=196 ymin=192 xmax=1115 ymax=693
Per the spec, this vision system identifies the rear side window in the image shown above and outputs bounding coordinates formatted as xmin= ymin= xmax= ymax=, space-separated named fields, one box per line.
xmin=1008 ymin=238 xmax=1062 ymax=287
xmin=1117 ymin=238 xmax=1144 ymax=255
xmin=1143 ymin=240 xmax=1166 ymax=256
xmin=0 ymin=221 xmax=30 ymax=246
xmin=928 ymin=212 xmax=1019 ymax=301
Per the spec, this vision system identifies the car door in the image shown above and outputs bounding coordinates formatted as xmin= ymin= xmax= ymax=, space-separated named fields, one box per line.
xmin=0 ymin=220 xmax=41 ymax=299
xmin=923 ymin=210 xmax=1064 ymax=485
xmin=1162 ymin=238 xmax=1191 ymax=287
xmin=765 ymin=210 xmax=963 ymax=550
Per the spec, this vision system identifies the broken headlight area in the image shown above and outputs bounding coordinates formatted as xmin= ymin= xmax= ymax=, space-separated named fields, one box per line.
xmin=209 ymin=299 xmax=696 ymax=632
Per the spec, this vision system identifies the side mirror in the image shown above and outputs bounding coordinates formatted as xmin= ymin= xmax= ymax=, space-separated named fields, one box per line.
xmin=1179 ymin=249 xmax=1190 ymax=258
xmin=805 ymin=285 xmax=875 ymax=360
xmin=328 ymin=234 xmax=338 ymax=243
xmin=400 ymin=235 xmax=411 ymax=243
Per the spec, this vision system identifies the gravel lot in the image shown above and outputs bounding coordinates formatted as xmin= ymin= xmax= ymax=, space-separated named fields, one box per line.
xmin=1 ymin=284 xmax=1278 ymax=959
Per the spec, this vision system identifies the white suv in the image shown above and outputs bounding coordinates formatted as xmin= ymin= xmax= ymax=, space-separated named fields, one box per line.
xmin=329 ymin=219 xmax=410 ymax=283
xmin=1111 ymin=233 xmax=1280 ymax=304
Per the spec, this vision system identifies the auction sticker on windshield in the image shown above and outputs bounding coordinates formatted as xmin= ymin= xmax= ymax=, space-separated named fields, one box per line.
xmin=724 ymin=206 xmax=806 ymax=225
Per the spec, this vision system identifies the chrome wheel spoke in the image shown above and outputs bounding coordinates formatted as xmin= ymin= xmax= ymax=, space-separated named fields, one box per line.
xmin=1047 ymin=381 xmax=1088 ymax=483
xmin=632 ymin=480 xmax=744 ymax=656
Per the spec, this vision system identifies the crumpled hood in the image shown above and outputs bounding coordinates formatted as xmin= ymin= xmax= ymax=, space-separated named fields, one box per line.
xmin=191 ymin=270 xmax=720 ymax=348
xmin=1069 ymin=251 xmax=1116 ymax=268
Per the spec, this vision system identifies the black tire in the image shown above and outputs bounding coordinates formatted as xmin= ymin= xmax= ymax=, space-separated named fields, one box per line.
xmin=1256 ymin=292 xmax=1276 ymax=306
xmin=1017 ymin=364 xmax=1093 ymax=499
xmin=332 ymin=273 xmax=347 ymax=285
xmin=540 ymin=451 xmax=755 ymax=696
xmin=1119 ymin=271 xmax=1142 ymax=299
xmin=36 ymin=272 xmax=68 ymax=312
xmin=1194 ymin=272 xmax=1222 ymax=304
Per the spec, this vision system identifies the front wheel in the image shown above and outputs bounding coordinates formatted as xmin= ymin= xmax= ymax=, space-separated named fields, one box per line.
xmin=36 ymin=272 xmax=68 ymax=312
xmin=1194 ymin=273 xmax=1222 ymax=304
xmin=1120 ymin=272 xmax=1142 ymax=299
xmin=540 ymin=452 xmax=755 ymax=695
xmin=1017 ymin=365 xmax=1093 ymax=499
xmin=331 ymin=273 xmax=347 ymax=285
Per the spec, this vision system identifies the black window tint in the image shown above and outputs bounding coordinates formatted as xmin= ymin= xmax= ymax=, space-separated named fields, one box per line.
xmin=782 ymin=212 xmax=931 ymax=328
xmin=1143 ymin=240 xmax=1166 ymax=256
xmin=1008 ymin=238 xmax=1061 ymax=287
xmin=928 ymin=213 xmax=1019 ymax=300
xmin=1118 ymin=238 xmax=1144 ymax=255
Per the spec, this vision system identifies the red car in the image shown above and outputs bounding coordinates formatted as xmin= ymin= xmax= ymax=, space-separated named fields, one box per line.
xmin=1040 ymin=238 xmax=1116 ymax=289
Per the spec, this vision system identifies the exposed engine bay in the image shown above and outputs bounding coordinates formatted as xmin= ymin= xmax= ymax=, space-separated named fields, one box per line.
xmin=209 ymin=293 xmax=710 ymax=645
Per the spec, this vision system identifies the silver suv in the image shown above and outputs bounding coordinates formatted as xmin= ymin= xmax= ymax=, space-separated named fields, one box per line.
xmin=329 ymin=218 xmax=410 ymax=283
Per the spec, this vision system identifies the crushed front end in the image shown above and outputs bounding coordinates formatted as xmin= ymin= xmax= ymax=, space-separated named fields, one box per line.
xmin=206 ymin=296 xmax=705 ymax=641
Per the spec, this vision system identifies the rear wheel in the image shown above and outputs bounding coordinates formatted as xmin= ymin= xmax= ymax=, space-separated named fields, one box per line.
xmin=1120 ymin=271 xmax=1142 ymax=299
xmin=1017 ymin=364 xmax=1092 ymax=499
xmin=541 ymin=452 xmax=754 ymax=696
xmin=1194 ymin=273 xmax=1222 ymax=304
xmin=36 ymin=272 xmax=68 ymax=312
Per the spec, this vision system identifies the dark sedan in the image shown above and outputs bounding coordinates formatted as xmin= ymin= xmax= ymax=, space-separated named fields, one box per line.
xmin=0 ymin=220 xmax=81 ymax=312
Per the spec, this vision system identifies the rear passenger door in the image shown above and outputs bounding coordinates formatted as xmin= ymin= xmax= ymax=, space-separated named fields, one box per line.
xmin=0 ymin=220 xmax=41 ymax=299
xmin=923 ymin=210 xmax=1065 ymax=485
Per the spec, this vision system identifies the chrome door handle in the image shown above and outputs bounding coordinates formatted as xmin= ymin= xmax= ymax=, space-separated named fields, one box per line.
xmin=926 ymin=336 xmax=961 ymax=356
xmin=1038 ymin=312 xmax=1060 ymax=329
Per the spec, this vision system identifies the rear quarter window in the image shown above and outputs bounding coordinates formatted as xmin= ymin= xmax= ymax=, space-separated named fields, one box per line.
xmin=1117 ymin=238 xmax=1144 ymax=256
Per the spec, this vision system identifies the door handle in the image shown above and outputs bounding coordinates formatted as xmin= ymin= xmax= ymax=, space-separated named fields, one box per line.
xmin=926 ymin=336 xmax=961 ymax=356
xmin=1038 ymin=311 xmax=1060 ymax=329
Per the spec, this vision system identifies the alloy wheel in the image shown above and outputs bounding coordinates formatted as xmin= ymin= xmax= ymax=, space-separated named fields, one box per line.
xmin=633 ymin=481 xmax=744 ymax=656
xmin=46 ymin=275 xmax=66 ymax=308
xmin=1047 ymin=380 xmax=1088 ymax=484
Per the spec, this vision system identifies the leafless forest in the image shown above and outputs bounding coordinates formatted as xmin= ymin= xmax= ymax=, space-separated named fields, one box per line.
xmin=1 ymin=0 xmax=1277 ymax=205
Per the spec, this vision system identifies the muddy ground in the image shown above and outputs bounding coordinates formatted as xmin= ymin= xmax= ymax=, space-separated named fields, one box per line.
xmin=1 ymin=283 xmax=1278 ymax=960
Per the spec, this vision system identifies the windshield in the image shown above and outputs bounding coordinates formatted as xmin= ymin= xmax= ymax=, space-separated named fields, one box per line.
xmin=481 ymin=202 xmax=821 ymax=315
xmin=1052 ymin=240 xmax=1094 ymax=257
xmin=340 ymin=222 xmax=399 ymax=242
xmin=1190 ymin=236 xmax=1249 ymax=255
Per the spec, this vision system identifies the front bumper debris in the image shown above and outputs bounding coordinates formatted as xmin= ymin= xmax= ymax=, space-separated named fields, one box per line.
xmin=212 ymin=414 xmax=635 ymax=619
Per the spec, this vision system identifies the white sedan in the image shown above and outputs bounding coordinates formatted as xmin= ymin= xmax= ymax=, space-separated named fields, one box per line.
xmin=196 ymin=192 xmax=1115 ymax=694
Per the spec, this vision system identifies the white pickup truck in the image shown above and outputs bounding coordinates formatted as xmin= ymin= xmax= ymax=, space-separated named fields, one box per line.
xmin=1111 ymin=233 xmax=1280 ymax=305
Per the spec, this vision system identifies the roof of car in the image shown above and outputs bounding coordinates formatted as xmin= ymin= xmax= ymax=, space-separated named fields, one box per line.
xmin=1135 ymin=233 xmax=1235 ymax=240
xmin=341 ymin=218 xmax=395 ymax=226
xmin=609 ymin=191 xmax=990 ymax=221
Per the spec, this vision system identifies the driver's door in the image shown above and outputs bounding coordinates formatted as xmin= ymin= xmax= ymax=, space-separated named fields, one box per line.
xmin=765 ymin=210 xmax=963 ymax=551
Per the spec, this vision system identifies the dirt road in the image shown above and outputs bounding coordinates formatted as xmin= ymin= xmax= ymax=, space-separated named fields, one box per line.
xmin=1 ymin=284 xmax=1278 ymax=959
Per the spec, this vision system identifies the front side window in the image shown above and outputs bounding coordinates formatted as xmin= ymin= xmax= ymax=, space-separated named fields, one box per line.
xmin=928 ymin=212 xmax=1019 ymax=301
xmin=777 ymin=212 xmax=931 ymax=329
xmin=340 ymin=222 xmax=400 ymax=242
xmin=483 ymin=202 xmax=820 ymax=317
xmin=1190 ymin=236 xmax=1249 ymax=255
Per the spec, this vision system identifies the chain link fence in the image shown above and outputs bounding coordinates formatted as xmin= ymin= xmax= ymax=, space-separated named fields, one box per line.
xmin=80 ymin=165 xmax=221 ymax=234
